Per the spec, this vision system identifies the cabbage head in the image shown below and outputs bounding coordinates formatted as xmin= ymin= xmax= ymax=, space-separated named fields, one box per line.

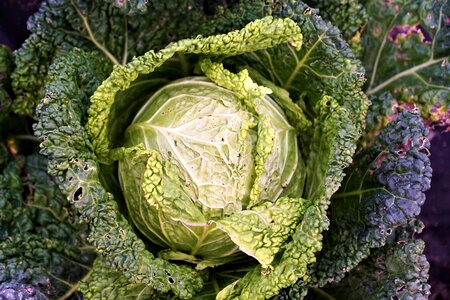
xmin=118 ymin=76 xmax=304 ymax=269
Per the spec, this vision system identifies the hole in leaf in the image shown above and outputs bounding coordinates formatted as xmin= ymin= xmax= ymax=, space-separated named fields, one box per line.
xmin=419 ymin=147 xmax=431 ymax=156
xmin=74 ymin=187 xmax=83 ymax=201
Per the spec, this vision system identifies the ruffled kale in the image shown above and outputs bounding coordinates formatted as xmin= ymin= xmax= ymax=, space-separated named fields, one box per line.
xmin=304 ymin=0 xmax=368 ymax=54
xmin=0 ymin=152 xmax=94 ymax=298
xmin=275 ymin=107 xmax=432 ymax=299
xmin=11 ymin=0 xmax=215 ymax=117
xmin=1 ymin=45 xmax=94 ymax=298
xmin=0 ymin=45 xmax=13 ymax=124
xmin=315 ymin=220 xmax=430 ymax=299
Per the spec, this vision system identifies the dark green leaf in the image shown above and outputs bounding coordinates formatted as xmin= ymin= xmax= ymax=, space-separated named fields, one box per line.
xmin=363 ymin=0 xmax=450 ymax=128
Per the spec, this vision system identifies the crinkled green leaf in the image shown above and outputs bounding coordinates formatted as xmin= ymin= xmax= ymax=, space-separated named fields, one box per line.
xmin=215 ymin=197 xmax=307 ymax=269
xmin=87 ymin=16 xmax=303 ymax=162
xmin=272 ymin=94 xmax=360 ymax=300
xmin=11 ymin=0 xmax=217 ymax=116
xmin=34 ymin=49 xmax=203 ymax=299
xmin=278 ymin=110 xmax=431 ymax=299
xmin=317 ymin=220 xmax=430 ymax=299
xmin=363 ymin=0 xmax=450 ymax=128
xmin=104 ymin=0 xmax=149 ymax=14
xmin=218 ymin=204 xmax=324 ymax=300
xmin=79 ymin=257 xmax=156 ymax=299
xmin=0 ymin=45 xmax=13 ymax=124
xmin=141 ymin=150 xmax=208 ymax=227
xmin=304 ymin=0 xmax=368 ymax=54
xmin=0 ymin=154 xmax=94 ymax=299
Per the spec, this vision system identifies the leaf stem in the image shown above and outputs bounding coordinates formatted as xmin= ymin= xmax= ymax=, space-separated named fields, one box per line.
xmin=368 ymin=14 xmax=398 ymax=89
xmin=366 ymin=57 xmax=446 ymax=95
xmin=122 ymin=16 xmax=129 ymax=65
xmin=431 ymin=3 xmax=444 ymax=58
xmin=12 ymin=134 xmax=41 ymax=142
xmin=72 ymin=1 xmax=121 ymax=65
xmin=312 ymin=288 xmax=337 ymax=300
xmin=212 ymin=273 xmax=220 ymax=294
xmin=333 ymin=187 xmax=386 ymax=198
xmin=57 ymin=268 xmax=93 ymax=300
xmin=26 ymin=204 xmax=64 ymax=223
xmin=283 ymin=33 xmax=324 ymax=90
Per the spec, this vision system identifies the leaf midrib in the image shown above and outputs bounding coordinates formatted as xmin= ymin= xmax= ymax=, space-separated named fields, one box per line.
xmin=366 ymin=1 xmax=448 ymax=95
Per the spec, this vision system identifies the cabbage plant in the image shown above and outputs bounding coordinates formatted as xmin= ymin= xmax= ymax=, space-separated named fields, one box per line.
xmin=35 ymin=12 xmax=368 ymax=298
xmin=1 ymin=0 xmax=443 ymax=299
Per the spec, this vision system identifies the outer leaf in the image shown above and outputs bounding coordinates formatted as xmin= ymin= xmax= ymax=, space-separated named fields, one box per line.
xmin=11 ymin=0 xmax=216 ymax=116
xmin=34 ymin=49 xmax=203 ymax=299
xmin=215 ymin=197 xmax=307 ymax=269
xmin=0 ymin=45 xmax=13 ymax=124
xmin=0 ymin=154 xmax=94 ymax=299
xmin=229 ymin=1 xmax=369 ymax=135
xmin=86 ymin=16 xmax=303 ymax=162
xmin=363 ymin=0 xmax=450 ymax=128
xmin=118 ymin=146 xmax=242 ymax=269
xmin=271 ymin=95 xmax=360 ymax=300
xmin=317 ymin=221 xmax=430 ymax=299
xmin=278 ymin=110 xmax=432 ymax=299
xmin=79 ymin=257 xmax=156 ymax=299
xmin=304 ymin=0 xmax=368 ymax=54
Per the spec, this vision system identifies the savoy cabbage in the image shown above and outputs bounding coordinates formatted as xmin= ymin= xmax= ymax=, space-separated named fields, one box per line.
xmin=0 ymin=0 xmax=448 ymax=299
